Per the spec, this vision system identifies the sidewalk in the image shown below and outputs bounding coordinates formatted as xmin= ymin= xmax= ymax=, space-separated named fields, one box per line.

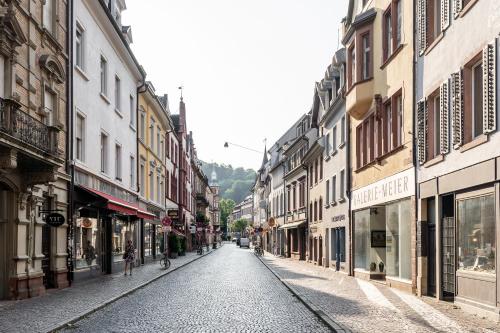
xmin=0 ymin=246 xmax=219 ymax=333
xmin=260 ymin=253 xmax=500 ymax=333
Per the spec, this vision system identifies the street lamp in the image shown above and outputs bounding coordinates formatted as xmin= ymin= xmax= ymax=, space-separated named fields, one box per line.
xmin=223 ymin=141 xmax=262 ymax=154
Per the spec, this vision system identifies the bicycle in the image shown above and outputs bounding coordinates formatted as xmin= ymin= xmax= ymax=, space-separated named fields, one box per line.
xmin=197 ymin=245 xmax=204 ymax=255
xmin=159 ymin=252 xmax=171 ymax=269
xmin=254 ymin=246 xmax=264 ymax=256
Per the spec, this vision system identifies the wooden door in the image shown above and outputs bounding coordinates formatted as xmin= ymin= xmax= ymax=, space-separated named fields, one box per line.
xmin=0 ymin=189 xmax=9 ymax=299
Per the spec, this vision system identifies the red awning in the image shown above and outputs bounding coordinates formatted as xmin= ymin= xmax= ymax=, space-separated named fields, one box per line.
xmin=137 ymin=210 xmax=156 ymax=220
xmin=171 ymin=229 xmax=186 ymax=238
xmin=79 ymin=186 xmax=139 ymax=216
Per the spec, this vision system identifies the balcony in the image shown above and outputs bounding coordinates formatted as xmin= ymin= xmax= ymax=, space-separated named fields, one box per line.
xmin=345 ymin=79 xmax=374 ymax=120
xmin=196 ymin=193 xmax=209 ymax=207
xmin=0 ymin=98 xmax=60 ymax=158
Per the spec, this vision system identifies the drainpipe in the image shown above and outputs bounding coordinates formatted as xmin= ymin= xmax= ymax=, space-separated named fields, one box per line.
xmin=412 ymin=0 xmax=419 ymax=291
xmin=346 ymin=108 xmax=353 ymax=276
xmin=136 ymin=80 xmax=146 ymax=263
xmin=282 ymin=162 xmax=286 ymax=257
xmin=67 ymin=0 xmax=75 ymax=285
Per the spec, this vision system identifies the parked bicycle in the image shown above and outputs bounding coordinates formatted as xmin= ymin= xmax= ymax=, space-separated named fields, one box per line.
xmin=197 ymin=245 xmax=204 ymax=255
xmin=254 ymin=245 xmax=264 ymax=256
xmin=160 ymin=252 xmax=171 ymax=269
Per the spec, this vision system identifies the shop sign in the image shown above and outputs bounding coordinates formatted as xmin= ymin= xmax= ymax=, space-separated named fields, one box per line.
xmin=167 ymin=209 xmax=179 ymax=219
xmin=189 ymin=226 xmax=196 ymax=234
xmin=162 ymin=217 xmax=172 ymax=226
xmin=351 ymin=168 xmax=415 ymax=210
xmin=44 ymin=213 xmax=65 ymax=227
xmin=196 ymin=227 xmax=203 ymax=232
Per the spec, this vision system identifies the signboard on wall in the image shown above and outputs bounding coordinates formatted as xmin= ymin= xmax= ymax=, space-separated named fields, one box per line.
xmin=351 ymin=168 xmax=415 ymax=210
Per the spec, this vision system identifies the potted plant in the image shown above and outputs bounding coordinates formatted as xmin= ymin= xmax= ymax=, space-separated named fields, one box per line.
xmin=370 ymin=262 xmax=377 ymax=272
xmin=379 ymin=261 xmax=385 ymax=273
xmin=179 ymin=238 xmax=186 ymax=256
xmin=168 ymin=233 xmax=179 ymax=259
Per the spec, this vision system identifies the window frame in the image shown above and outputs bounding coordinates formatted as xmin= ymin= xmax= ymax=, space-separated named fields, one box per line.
xmin=115 ymin=143 xmax=122 ymax=181
xmin=100 ymin=56 xmax=108 ymax=96
xmin=75 ymin=23 xmax=85 ymax=70
xmin=100 ymin=132 xmax=108 ymax=174
xmin=76 ymin=112 xmax=86 ymax=162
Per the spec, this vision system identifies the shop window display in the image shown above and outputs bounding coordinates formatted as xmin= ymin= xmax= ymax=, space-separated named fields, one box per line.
xmin=144 ymin=223 xmax=153 ymax=257
xmin=75 ymin=218 xmax=99 ymax=269
xmin=385 ymin=200 xmax=411 ymax=280
xmin=156 ymin=225 xmax=164 ymax=255
xmin=112 ymin=219 xmax=136 ymax=262
xmin=458 ymin=194 xmax=495 ymax=275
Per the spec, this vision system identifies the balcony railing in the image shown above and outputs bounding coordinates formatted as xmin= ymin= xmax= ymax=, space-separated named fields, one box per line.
xmin=0 ymin=98 xmax=58 ymax=155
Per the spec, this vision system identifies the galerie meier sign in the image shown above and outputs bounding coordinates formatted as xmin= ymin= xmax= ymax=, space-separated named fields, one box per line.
xmin=351 ymin=168 xmax=415 ymax=210
xmin=44 ymin=213 xmax=65 ymax=227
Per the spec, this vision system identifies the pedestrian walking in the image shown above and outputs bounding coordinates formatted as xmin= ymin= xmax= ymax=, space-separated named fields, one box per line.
xmin=83 ymin=241 xmax=96 ymax=267
xmin=123 ymin=240 xmax=135 ymax=276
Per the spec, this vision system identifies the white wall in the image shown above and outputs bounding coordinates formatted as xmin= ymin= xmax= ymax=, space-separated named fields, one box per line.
xmin=73 ymin=0 xmax=142 ymax=192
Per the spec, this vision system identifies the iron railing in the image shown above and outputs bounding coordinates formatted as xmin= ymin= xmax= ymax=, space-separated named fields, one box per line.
xmin=0 ymin=98 xmax=57 ymax=155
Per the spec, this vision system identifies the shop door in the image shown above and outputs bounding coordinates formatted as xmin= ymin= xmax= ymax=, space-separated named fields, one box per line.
xmin=0 ymin=189 xmax=10 ymax=299
xmin=41 ymin=224 xmax=52 ymax=288
xmin=100 ymin=217 xmax=112 ymax=274
xmin=441 ymin=217 xmax=455 ymax=297
xmin=427 ymin=199 xmax=436 ymax=296
xmin=318 ymin=237 xmax=323 ymax=266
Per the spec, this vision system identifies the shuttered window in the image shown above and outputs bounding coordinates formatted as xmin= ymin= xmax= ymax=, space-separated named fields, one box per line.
xmin=483 ymin=43 xmax=496 ymax=134
xmin=453 ymin=0 xmax=463 ymax=17
xmin=418 ymin=0 xmax=427 ymax=52
xmin=451 ymin=71 xmax=463 ymax=147
xmin=441 ymin=0 xmax=450 ymax=31
xmin=417 ymin=100 xmax=427 ymax=164
xmin=440 ymin=82 xmax=450 ymax=154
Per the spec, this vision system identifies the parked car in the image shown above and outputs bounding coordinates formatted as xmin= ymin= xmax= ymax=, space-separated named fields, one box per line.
xmin=236 ymin=238 xmax=241 ymax=246
xmin=239 ymin=238 xmax=250 ymax=248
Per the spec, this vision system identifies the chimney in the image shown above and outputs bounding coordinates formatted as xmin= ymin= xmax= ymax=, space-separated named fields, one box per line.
xmin=179 ymin=97 xmax=186 ymax=133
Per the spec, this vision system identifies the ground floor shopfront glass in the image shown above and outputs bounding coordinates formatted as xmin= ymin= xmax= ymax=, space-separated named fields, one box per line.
xmin=354 ymin=198 xmax=412 ymax=281
xmin=144 ymin=223 xmax=154 ymax=258
xmin=75 ymin=217 xmax=99 ymax=269
xmin=112 ymin=219 xmax=136 ymax=263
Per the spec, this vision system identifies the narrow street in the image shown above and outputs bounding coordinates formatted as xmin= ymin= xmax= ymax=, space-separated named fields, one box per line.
xmin=60 ymin=245 xmax=331 ymax=333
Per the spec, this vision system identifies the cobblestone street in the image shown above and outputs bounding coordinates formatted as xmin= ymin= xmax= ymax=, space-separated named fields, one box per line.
xmin=261 ymin=254 xmax=500 ymax=333
xmin=59 ymin=244 xmax=330 ymax=333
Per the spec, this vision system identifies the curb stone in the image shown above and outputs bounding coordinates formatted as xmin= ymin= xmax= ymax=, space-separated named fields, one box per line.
xmin=50 ymin=246 xmax=221 ymax=333
xmin=257 ymin=254 xmax=352 ymax=333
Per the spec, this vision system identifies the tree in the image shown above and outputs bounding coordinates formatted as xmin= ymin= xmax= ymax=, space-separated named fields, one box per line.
xmin=232 ymin=218 xmax=248 ymax=233
xmin=219 ymin=198 xmax=235 ymax=226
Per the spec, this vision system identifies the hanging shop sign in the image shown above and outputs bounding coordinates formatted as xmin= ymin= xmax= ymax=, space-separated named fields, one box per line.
xmin=44 ymin=213 xmax=65 ymax=227
xmin=189 ymin=225 xmax=196 ymax=234
xmin=167 ymin=209 xmax=179 ymax=219
xmin=162 ymin=217 xmax=172 ymax=226
xmin=268 ymin=218 xmax=275 ymax=227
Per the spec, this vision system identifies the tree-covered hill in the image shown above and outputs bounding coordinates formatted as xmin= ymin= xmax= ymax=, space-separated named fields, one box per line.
xmin=200 ymin=161 xmax=256 ymax=204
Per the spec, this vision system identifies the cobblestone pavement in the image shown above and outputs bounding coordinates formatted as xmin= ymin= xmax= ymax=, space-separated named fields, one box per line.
xmin=59 ymin=244 xmax=330 ymax=333
xmin=0 ymin=249 xmax=215 ymax=333
xmin=261 ymin=254 xmax=500 ymax=333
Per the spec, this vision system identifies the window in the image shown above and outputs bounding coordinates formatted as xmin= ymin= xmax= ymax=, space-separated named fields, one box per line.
xmin=384 ymin=9 xmax=393 ymax=60
xmin=157 ymin=126 xmax=161 ymax=156
xmin=425 ymin=0 xmax=442 ymax=46
xmin=361 ymin=33 xmax=370 ymax=80
xmin=319 ymin=198 xmax=323 ymax=220
xmin=43 ymin=0 xmax=54 ymax=33
xmin=299 ymin=180 xmax=305 ymax=208
xmin=325 ymin=133 xmax=331 ymax=155
xmin=157 ymin=173 xmax=161 ymax=203
xmin=314 ymin=201 xmax=318 ymax=222
xmin=130 ymin=156 xmax=135 ymax=189
xmin=129 ymin=96 xmax=135 ymax=127
xmin=472 ymin=61 xmax=483 ymax=138
xmin=309 ymin=202 xmax=313 ymax=221
xmin=325 ymin=180 xmax=330 ymax=204
xmin=332 ymin=125 xmax=337 ymax=151
xmin=43 ymin=89 xmax=55 ymax=126
xmin=349 ymin=46 xmax=356 ymax=87
xmin=292 ymin=185 xmax=296 ymax=210
xmin=75 ymin=24 xmax=84 ymax=69
xmin=161 ymin=136 xmax=165 ymax=159
xmin=150 ymin=170 xmax=154 ymax=200
xmin=140 ymin=111 xmax=145 ymax=141
xmin=383 ymin=0 xmax=403 ymax=62
xmin=140 ymin=158 xmax=145 ymax=196
xmin=340 ymin=116 xmax=346 ymax=145
xmin=100 ymin=133 xmax=108 ymax=173
xmin=340 ymin=170 xmax=345 ymax=200
xmin=76 ymin=114 xmax=85 ymax=162
xmin=427 ymin=93 xmax=441 ymax=160
xmin=115 ymin=76 xmax=121 ymax=111
xmin=332 ymin=175 xmax=337 ymax=203
xmin=309 ymin=165 xmax=313 ymax=187
xmin=150 ymin=118 xmax=155 ymax=148
xmin=100 ymin=56 xmax=107 ymax=95
xmin=395 ymin=93 xmax=403 ymax=146
xmin=314 ymin=159 xmax=318 ymax=183
xmin=115 ymin=144 xmax=122 ymax=180
xmin=166 ymin=171 xmax=170 ymax=199
xmin=457 ymin=193 xmax=495 ymax=275
xmin=384 ymin=102 xmax=393 ymax=153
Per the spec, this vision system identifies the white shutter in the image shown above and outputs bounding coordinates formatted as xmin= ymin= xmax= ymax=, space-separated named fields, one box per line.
xmin=441 ymin=0 xmax=450 ymax=31
xmin=453 ymin=0 xmax=463 ymax=18
xmin=418 ymin=0 xmax=427 ymax=53
xmin=483 ymin=42 xmax=496 ymax=134
xmin=440 ymin=81 xmax=449 ymax=154
xmin=451 ymin=71 xmax=463 ymax=148
xmin=417 ymin=100 xmax=427 ymax=164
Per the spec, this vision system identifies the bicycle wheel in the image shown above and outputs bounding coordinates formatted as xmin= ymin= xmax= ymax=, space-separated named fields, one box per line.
xmin=160 ymin=258 xmax=166 ymax=268
xmin=165 ymin=258 xmax=171 ymax=269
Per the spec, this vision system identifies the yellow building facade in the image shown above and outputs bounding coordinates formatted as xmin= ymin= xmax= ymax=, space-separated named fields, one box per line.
xmin=138 ymin=83 xmax=171 ymax=261
xmin=343 ymin=0 xmax=416 ymax=293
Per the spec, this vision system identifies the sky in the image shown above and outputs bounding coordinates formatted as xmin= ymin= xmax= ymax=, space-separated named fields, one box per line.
xmin=123 ymin=0 xmax=348 ymax=171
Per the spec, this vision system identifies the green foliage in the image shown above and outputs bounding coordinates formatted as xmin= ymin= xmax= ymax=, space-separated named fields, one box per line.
xmin=200 ymin=161 xmax=256 ymax=203
xmin=219 ymin=198 xmax=235 ymax=227
xmin=168 ymin=234 xmax=180 ymax=253
xmin=232 ymin=218 xmax=248 ymax=233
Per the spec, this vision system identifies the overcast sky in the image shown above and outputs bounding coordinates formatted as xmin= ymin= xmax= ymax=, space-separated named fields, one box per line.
xmin=123 ymin=0 xmax=348 ymax=171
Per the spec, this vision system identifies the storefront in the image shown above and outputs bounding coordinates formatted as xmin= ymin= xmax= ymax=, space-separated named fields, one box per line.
xmin=418 ymin=158 xmax=500 ymax=320
xmin=73 ymin=186 xmax=154 ymax=280
xmin=352 ymin=168 xmax=416 ymax=292
xmin=279 ymin=220 xmax=306 ymax=260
